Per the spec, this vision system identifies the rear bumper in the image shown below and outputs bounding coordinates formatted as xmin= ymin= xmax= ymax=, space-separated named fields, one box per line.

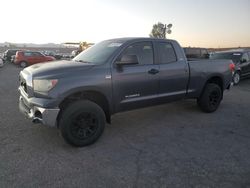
xmin=14 ymin=60 xmax=20 ymax=65
xmin=19 ymin=94 xmax=60 ymax=128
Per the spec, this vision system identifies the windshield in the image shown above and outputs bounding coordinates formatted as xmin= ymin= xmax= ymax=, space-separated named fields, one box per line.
xmin=73 ymin=40 xmax=123 ymax=65
xmin=210 ymin=52 xmax=242 ymax=63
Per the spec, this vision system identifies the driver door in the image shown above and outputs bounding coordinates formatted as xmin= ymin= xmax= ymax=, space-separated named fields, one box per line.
xmin=112 ymin=41 xmax=159 ymax=112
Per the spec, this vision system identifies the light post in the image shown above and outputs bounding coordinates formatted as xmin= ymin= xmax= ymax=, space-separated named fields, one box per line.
xmin=164 ymin=23 xmax=173 ymax=39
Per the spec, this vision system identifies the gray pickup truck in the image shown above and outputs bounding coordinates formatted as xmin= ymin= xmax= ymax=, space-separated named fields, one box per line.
xmin=19 ymin=38 xmax=234 ymax=147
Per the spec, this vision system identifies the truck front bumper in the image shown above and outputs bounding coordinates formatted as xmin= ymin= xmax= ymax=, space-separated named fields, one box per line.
xmin=19 ymin=95 xmax=60 ymax=128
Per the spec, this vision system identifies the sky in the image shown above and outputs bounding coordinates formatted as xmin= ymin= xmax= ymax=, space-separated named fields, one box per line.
xmin=0 ymin=0 xmax=249 ymax=48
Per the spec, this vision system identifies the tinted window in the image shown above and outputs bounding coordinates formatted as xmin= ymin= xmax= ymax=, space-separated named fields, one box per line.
xmin=7 ymin=50 xmax=18 ymax=56
xmin=158 ymin=43 xmax=177 ymax=64
xmin=121 ymin=42 xmax=153 ymax=65
xmin=201 ymin=49 xmax=207 ymax=55
xmin=201 ymin=49 xmax=209 ymax=58
xmin=210 ymin=52 xmax=242 ymax=63
xmin=24 ymin=52 xmax=33 ymax=56
xmin=184 ymin=48 xmax=200 ymax=58
xmin=185 ymin=48 xmax=200 ymax=55
xmin=32 ymin=52 xmax=43 ymax=56
xmin=241 ymin=53 xmax=250 ymax=62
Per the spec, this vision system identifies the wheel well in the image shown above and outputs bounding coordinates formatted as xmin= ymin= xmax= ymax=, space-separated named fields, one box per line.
xmin=19 ymin=61 xmax=28 ymax=64
xmin=235 ymin=70 xmax=241 ymax=75
xmin=199 ymin=76 xmax=223 ymax=99
xmin=58 ymin=91 xmax=111 ymax=124
xmin=207 ymin=76 xmax=223 ymax=91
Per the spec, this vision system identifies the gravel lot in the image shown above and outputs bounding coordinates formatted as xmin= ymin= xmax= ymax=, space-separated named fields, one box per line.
xmin=0 ymin=62 xmax=250 ymax=188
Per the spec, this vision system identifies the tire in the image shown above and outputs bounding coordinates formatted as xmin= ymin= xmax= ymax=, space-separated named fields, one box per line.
xmin=59 ymin=100 xmax=106 ymax=147
xmin=20 ymin=61 xmax=27 ymax=68
xmin=233 ymin=71 xmax=240 ymax=85
xmin=197 ymin=83 xmax=222 ymax=113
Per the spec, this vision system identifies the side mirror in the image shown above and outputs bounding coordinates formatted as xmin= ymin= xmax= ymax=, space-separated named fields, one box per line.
xmin=116 ymin=54 xmax=139 ymax=66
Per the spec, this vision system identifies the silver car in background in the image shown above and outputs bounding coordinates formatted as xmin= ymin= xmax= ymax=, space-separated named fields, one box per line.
xmin=0 ymin=58 xmax=4 ymax=68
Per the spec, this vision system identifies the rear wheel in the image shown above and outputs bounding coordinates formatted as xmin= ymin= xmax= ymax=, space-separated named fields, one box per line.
xmin=197 ymin=83 xmax=222 ymax=113
xmin=59 ymin=100 xmax=106 ymax=147
xmin=233 ymin=71 xmax=240 ymax=85
xmin=20 ymin=61 xmax=27 ymax=68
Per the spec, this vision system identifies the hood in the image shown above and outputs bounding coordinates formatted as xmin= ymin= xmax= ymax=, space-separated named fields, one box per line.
xmin=24 ymin=60 xmax=94 ymax=78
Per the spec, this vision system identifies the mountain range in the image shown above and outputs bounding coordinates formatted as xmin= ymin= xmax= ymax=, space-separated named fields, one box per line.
xmin=0 ymin=42 xmax=65 ymax=48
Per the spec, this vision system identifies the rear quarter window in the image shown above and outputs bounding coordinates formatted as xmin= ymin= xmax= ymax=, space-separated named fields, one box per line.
xmin=241 ymin=53 xmax=250 ymax=62
xmin=32 ymin=52 xmax=43 ymax=56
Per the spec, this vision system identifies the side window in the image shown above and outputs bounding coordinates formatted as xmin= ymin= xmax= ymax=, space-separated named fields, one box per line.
xmin=10 ymin=50 xmax=17 ymax=56
xmin=120 ymin=42 xmax=153 ymax=65
xmin=24 ymin=52 xmax=33 ymax=56
xmin=33 ymin=52 xmax=43 ymax=56
xmin=158 ymin=43 xmax=177 ymax=64
xmin=201 ymin=49 xmax=209 ymax=58
xmin=241 ymin=53 xmax=250 ymax=62
xmin=184 ymin=48 xmax=200 ymax=58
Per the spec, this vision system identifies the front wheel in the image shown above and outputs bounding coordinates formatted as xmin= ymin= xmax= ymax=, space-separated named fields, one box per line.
xmin=197 ymin=83 xmax=222 ymax=113
xmin=20 ymin=61 xmax=27 ymax=68
xmin=233 ymin=72 xmax=240 ymax=85
xmin=59 ymin=100 xmax=106 ymax=147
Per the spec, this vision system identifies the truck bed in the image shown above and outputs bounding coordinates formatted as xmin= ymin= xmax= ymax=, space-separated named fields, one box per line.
xmin=187 ymin=59 xmax=233 ymax=98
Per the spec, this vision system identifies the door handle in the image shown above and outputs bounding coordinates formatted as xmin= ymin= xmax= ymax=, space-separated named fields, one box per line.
xmin=148 ymin=68 xmax=159 ymax=75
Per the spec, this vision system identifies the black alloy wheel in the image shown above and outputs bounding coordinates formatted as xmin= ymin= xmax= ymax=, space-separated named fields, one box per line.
xmin=60 ymin=100 xmax=106 ymax=147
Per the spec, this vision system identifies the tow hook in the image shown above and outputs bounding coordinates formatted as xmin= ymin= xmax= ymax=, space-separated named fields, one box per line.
xmin=32 ymin=117 xmax=42 ymax=124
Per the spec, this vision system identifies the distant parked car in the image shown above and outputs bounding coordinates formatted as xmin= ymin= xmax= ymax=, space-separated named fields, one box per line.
xmin=71 ymin=50 xmax=78 ymax=57
xmin=183 ymin=47 xmax=209 ymax=60
xmin=210 ymin=49 xmax=250 ymax=85
xmin=14 ymin=51 xmax=56 ymax=67
xmin=11 ymin=55 xmax=15 ymax=63
xmin=42 ymin=50 xmax=62 ymax=60
xmin=0 ymin=58 xmax=3 ymax=68
xmin=2 ymin=49 xmax=19 ymax=63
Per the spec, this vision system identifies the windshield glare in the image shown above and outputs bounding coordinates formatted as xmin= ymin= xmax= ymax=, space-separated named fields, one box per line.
xmin=210 ymin=52 xmax=242 ymax=63
xmin=73 ymin=40 xmax=123 ymax=64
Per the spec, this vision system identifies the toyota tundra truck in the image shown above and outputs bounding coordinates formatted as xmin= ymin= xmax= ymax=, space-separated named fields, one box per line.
xmin=18 ymin=38 xmax=234 ymax=147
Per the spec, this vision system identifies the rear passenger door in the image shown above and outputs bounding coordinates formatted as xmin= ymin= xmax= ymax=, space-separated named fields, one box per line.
xmin=24 ymin=52 xmax=35 ymax=64
xmin=32 ymin=52 xmax=45 ymax=64
xmin=155 ymin=42 xmax=189 ymax=101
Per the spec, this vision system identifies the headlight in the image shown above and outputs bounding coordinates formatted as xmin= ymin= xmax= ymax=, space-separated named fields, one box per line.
xmin=33 ymin=79 xmax=58 ymax=92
